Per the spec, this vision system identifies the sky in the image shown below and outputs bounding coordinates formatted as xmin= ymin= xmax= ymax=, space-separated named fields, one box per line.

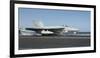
xmin=18 ymin=8 xmax=91 ymax=32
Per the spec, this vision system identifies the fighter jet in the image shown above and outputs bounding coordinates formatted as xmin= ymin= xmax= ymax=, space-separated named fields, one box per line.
xmin=24 ymin=20 xmax=79 ymax=35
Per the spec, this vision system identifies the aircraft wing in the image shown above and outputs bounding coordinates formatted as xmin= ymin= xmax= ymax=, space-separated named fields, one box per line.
xmin=26 ymin=27 xmax=64 ymax=34
xmin=26 ymin=28 xmax=64 ymax=31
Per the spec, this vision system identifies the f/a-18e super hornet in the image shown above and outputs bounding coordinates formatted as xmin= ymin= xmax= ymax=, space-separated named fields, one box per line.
xmin=23 ymin=20 xmax=79 ymax=35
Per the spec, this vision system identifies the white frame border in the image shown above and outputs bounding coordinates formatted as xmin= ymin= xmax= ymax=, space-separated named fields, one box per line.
xmin=14 ymin=4 xmax=94 ymax=55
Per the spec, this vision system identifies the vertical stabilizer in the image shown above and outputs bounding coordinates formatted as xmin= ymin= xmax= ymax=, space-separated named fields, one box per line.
xmin=33 ymin=20 xmax=44 ymax=28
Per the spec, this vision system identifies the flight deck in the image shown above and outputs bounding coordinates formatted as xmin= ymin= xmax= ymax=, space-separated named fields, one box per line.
xmin=19 ymin=34 xmax=90 ymax=50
